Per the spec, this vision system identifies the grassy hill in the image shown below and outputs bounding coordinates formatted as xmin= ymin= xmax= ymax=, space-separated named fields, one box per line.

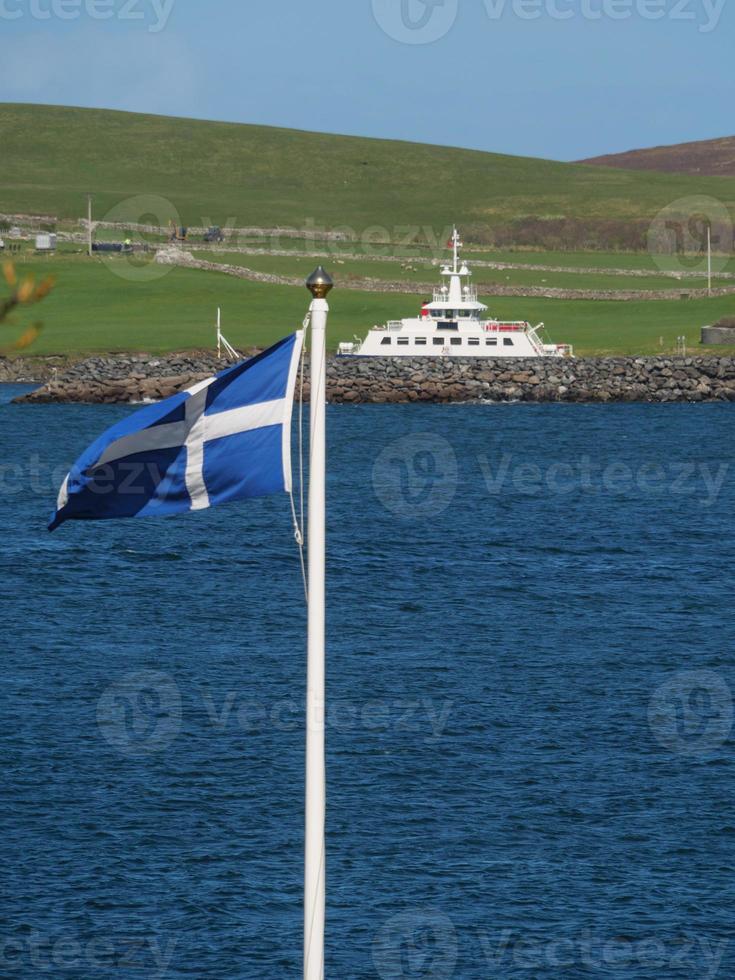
xmin=581 ymin=136 xmax=735 ymax=178
xmin=3 ymin=104 xmax=735 ymax=243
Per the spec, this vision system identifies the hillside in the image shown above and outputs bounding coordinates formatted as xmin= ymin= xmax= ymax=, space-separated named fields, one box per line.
xmin=581 ymin=136 xmax=735 ymax=177
xmin=3 ymin=104 xmax=735 ymax=250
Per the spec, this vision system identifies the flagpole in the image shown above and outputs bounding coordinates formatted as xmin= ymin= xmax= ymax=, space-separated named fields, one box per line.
xmin=304 ymin=267 xmax=333 ymax=980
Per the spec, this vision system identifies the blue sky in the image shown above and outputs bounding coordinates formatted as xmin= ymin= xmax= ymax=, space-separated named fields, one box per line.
xmin=0 ymin=0 xmax=732 ymax=159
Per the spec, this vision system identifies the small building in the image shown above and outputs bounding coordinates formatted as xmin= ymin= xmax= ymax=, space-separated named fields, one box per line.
xmin=701 ymin=321 xmax=735 ymax=345
xmin=35 ymin=233 xmax=57 ymax=253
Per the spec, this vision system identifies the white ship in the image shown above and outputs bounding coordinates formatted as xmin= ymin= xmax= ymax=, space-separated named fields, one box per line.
xmin=338 ymin=228 xmax=573 ymax=359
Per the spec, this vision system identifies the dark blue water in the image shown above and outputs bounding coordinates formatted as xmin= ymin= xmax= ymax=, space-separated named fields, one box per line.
xmin=2 ymin=383 xmax=734 ymax=979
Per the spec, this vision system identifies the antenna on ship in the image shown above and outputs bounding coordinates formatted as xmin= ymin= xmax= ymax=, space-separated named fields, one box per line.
xmin=452 ymin=225 xmax=462 ymax=274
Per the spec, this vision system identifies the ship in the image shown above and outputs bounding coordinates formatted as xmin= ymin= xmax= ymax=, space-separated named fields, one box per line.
xmin=338 ymin=228 xmax=573 ymax=358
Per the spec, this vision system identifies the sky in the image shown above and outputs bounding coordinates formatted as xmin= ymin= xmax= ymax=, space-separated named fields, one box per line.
xmin=0 ymin=0 xmax=732 ymax=160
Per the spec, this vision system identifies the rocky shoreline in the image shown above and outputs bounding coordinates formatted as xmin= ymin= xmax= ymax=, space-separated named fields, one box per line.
xmin=0 ymin=355 xmax=72 ymax=384
xmin=12 ymin=353 xmax=735 ymax=404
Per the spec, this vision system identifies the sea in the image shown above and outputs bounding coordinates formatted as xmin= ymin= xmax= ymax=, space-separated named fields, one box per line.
xmin=2 ymin=382 xmax=734 ymax=979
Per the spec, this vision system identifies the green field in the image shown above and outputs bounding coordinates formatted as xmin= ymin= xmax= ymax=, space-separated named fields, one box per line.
xmin=2 ymin=254 xmax=419 ymax=354
xmin=3 ymin=103 xmax=735 ymax=237
xmin=194 ymin=251 xmax=733 ymax=293
xmin=5 ymin=253 xmax=735 ymax=358
xmin=204 ymin=238 xmax=735 ymax=277
xmin=463 ymin=247 xmax=735 ymax=275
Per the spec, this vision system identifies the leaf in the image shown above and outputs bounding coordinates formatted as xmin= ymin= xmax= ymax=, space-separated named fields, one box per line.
xmin=17 ymin=277 xmax=35 ymax=303
xmin=2 ymin=262 xmax=17 ymax=288
xmin=34 ymin=276 xmax=55 ymax=301
xmin=12 ymin=323 xmax=41 ymax=351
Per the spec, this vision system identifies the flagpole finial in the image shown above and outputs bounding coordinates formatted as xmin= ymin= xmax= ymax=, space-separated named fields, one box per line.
xmin=306 ymin=267 xmax=334 ymax=299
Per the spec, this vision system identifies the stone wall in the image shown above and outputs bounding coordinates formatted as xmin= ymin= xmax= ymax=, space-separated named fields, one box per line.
xmin=14 ymin=353 xmax=735 ymax=404
xmin=701 ymin=325 xmax=735 ymax=346
xmin=156 ymin=248 xmax=735 ymax=301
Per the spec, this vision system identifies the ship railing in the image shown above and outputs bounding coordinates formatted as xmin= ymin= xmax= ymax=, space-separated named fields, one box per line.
xmin=483 ymin=320 xmax=547 ymax=354
xmin=483 ymin=321 xmax=528 ymax=333
xmin=432 ymin=288 xmax=478 ymax=303
xmin=526 ymin=322 xmax=547 ymax=356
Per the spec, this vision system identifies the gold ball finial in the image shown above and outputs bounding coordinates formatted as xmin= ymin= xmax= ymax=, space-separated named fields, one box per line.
xmin=306 ymin=266 xmax=334 ymax=299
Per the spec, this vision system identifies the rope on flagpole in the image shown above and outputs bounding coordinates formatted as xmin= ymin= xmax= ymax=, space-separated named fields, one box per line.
xmin=289 ymin=310 xmax=311 ymax=604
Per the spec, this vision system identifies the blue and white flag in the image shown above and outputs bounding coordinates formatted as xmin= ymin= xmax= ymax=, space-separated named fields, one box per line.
xmin=49 ymin=332 xmax=303 ymax=531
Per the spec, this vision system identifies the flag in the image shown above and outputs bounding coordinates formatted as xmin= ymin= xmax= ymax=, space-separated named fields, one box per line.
xmin=49 ymin=332 xmax=303 ymax=531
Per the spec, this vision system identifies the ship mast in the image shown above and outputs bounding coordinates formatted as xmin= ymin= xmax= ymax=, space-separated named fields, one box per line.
xmin=442 ymin=226 xmax=467 ymax=305
xmin=451 ymin=225 xmax=461 ymax=274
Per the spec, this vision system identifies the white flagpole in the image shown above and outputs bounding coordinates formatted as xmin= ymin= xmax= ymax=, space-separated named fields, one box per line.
xmin=304 ymin=267 xmax=333 ymax=980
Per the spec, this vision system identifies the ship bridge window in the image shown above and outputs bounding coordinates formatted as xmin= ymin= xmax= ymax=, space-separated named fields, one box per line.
xmin=458 ymin=309 xmax=471 ymax=318
xmin=503 ymin=338 xmax=514 ymax=347
xmin=450 ymin=337 xmax=462 ymax=346
xmin=380 ymin=336 xmax=392 ymax=346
